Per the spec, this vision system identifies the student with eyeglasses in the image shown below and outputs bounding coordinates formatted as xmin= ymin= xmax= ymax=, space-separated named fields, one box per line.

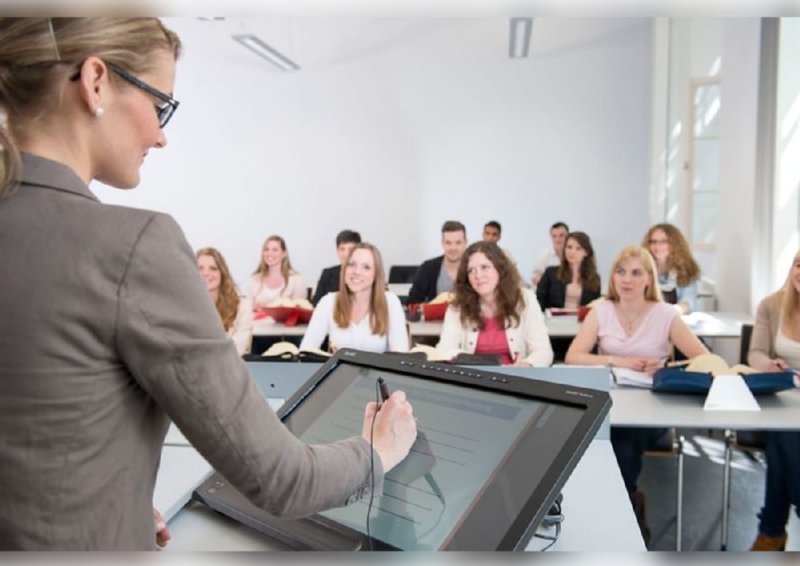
xmin=435 ymin=241 xmax=553 ymax=366
xmin=300 ymin=243 xmax=409 ymax=354
xmin=642 ymin=223 xmax=701 ymax=314
xmin=0 ymin=18 xmax=416 ymax=550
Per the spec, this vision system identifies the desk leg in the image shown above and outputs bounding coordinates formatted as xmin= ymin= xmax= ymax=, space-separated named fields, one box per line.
xmin=721 ymin=429 xmax=734 ymax=551
xmin=676 ymin=433 xmax=684 ymax=551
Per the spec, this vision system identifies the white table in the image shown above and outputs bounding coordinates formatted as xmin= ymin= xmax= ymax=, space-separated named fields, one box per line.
xmin=162 ymin=439 xmax=644 ymax=552
xmin=609 ymin=387 xmax=800 ymax=429
xmin=608 ymin=384 xmax=800 ymax=550
xmin=252 ymin=319 xmax=307 ymax=337
xmin=409 ymin=311 xmax=753 ymax=340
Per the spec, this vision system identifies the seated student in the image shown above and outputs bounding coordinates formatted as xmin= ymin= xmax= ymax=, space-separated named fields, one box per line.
xmin=408 ymin=220 xmax=468 ymax=305
xmin=482 ymin=219 xmax=516 ymax=264
xmin=565 ymin=245 xmax=707 ymax=545
xmin=642 ymin=223 xmax=701 ymax=314
xmin=531 ymin=221 xmax=569 ymax=286
xmin=311 ymin=229 xmax=361 ymax=306
xmin=435 ymin=242 xmax=553 ymax=367
xmin=536 ymin=231 xmax=602 ymax=310
xmin=246 ymin=235 xmax=307 ymax=311
xmin=747 ymin=250 xmax=800 ymax=551
xmin=197 ymin=248 xmax=253 ymax=356
xmin=300 ymin=243 xmax=409 ymax=354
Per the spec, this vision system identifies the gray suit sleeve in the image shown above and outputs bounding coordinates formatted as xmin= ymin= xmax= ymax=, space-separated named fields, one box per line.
xmin=114 ymin=213 xmax=383 ymax=517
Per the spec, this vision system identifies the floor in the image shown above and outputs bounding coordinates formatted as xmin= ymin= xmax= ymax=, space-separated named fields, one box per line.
xmin=638 ymin=428 xmax=800 ymax=551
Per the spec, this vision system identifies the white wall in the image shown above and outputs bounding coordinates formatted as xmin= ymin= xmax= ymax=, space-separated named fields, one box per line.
xmin=94 ymin=17 xmax=652 ymax=292
xmin=772 ymin=17 xmax=800 ymax=288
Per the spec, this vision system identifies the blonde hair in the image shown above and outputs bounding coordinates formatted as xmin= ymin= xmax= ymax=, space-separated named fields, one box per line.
xmin=780 ymin=250 xmax=800 ymax=325
xmin=0 ymin=17 xmax=181 ymax=196
xmin=252 ymin=235 xmax=295 ymax=284
xmin=333 ymin=243 xmax=390 ymax=336
xmin=606 ymin=245 xmax=663 ymax=303
xmin=196 ymin=247 xmax=240 ymax=332
xmin=642 ymin=223 xmax=701 ymax=287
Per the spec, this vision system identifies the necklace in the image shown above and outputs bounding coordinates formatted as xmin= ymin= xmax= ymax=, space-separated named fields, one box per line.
xmin=615 ymin=303 xmax=649 ymax=334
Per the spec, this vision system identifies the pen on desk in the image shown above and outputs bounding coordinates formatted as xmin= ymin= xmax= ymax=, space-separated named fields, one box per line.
xmin=666 ymin=359 xmax=692 ymax=368
xmin=377 ymin=377 xmax=391 ymax=404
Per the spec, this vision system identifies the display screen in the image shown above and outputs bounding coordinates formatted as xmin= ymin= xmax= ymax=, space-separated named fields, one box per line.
xmin=282 ymin=362 xmax=584 ymax=550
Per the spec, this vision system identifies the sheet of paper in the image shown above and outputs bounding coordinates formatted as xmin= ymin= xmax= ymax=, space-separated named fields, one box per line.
xmin=703 ymin=374 xmax=761 ymax=412
xmin=610 ymin=368 xmax=652 ymax=389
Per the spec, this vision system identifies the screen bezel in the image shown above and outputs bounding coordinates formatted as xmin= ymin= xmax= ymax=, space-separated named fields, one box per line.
xmin=273 ymin=348 xmax=611 ymax=550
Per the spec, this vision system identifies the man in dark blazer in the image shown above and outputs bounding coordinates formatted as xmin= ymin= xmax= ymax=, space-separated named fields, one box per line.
xmin=408 ymin=221 xmax=467 ymax=304
xmin=311 ymin=229 xmax=361 ymax=305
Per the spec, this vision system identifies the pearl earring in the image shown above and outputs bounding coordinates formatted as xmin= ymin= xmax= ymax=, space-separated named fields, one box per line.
xmin=95 ymin=107 xmax=105 ymax=118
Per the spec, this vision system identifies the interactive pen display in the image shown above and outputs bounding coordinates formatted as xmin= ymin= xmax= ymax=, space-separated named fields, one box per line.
xmin=283 ymin=363 xmax=584 ymax=550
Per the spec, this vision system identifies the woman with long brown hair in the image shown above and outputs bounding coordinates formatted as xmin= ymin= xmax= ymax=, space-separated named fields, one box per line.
xmin=300 ymin=243 xmax=408 ymax=353
xmin=536 ymin=230 xmax=601 ymax=310
xmin=196 ymin=247 xmax=252 ymax=355
xmin=642 ymin=223 xmax=701 ymax=314
xmin=435 ymin=241 xmax=552 ymax=366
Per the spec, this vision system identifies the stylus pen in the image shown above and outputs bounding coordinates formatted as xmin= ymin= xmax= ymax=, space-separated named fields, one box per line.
xmin=377 ymin=377 xmax=391 ymax=403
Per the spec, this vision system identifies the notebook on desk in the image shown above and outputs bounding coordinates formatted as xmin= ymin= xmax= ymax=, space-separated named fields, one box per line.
xmin=193 ymin=349 xmax=610 ymax=550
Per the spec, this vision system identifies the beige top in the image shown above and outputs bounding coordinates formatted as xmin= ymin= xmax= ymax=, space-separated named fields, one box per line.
xmin=749 ymin=290 xmax=785 ymax=370
xmin=0 ymin=154 xmax=382 ymax=549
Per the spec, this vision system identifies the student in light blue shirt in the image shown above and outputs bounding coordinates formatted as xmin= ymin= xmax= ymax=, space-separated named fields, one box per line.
xmin=643 ymin=223 xmax=701 ymax=314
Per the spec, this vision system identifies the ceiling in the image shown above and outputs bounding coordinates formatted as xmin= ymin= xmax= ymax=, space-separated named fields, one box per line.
xmin=163 ymin=17 xmax=648 ymax=71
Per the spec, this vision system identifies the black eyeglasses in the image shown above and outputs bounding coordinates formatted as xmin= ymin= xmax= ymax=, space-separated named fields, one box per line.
xmin=105 ymin=62 xmax=179 ymax=128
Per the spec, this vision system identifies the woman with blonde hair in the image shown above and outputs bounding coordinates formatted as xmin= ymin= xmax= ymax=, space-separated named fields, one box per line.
xmin=301 ymin=243 xmax=408 ymax=353
xmin=436 ymin=241 xmax=553 ymax=366
xmin=566 ymin=245 xmax=707 ymax=545
xmin=642 ymin=223 xmax=701 ymax=314
xmin=747 ymin=250 xmax=800 ymax=551
xmin=0 ymin=17 xmax=416 ymax=549
xmin=196 ymin=247 xmax=252 ymax=355
xmin=246 ymin=234 xmax=307 ymax=310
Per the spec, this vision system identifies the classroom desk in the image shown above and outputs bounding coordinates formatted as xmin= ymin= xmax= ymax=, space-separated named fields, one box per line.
xmin=387 ymin=282 xmax=412 ymax=297
xmin=608 ymin=384 xmax=800 ymax=550
xmin=409 ymin=311 xmax=753 ymax=340
xmin=609 ymin=386 xmax=800 ymax=429
xmin=163 ymin=439 xmax=644 ymax=552
xmin=159 ymin=362 xmax=642 ymax=551
xmin=253 ymin=318 xmax=307 ymax=337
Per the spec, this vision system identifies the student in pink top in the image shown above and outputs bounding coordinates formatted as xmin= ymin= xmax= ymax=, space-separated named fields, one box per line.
xmin=435 ymin=242 xmax=553 ymax=366
xmin=566 ymin=245 xmax=707 ymax=546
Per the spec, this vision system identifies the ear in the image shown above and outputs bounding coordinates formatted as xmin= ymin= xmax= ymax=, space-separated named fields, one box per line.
xmin=75 ymin=56 xmax=110 ymax=117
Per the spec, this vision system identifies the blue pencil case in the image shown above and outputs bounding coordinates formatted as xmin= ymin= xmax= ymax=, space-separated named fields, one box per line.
xmin=652 ymin=368 xmax=712 ymax=394
xmin=742 ymin=371 xmax=795 ymax=395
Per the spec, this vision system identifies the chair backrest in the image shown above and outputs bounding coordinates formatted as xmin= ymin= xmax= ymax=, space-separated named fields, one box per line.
xmin=739 ymin=323 xmax=754 ymax=365
xmin=388 ymin=265 xmax=419 ymax=284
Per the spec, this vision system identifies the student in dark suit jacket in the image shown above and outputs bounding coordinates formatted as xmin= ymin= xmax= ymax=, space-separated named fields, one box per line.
xmin=536 ymin=231 xmax=602 ymax=310
xmin=311 ymin=229 xmax=361 ymax=306
xmin=408 ymin=220 xmax=467 ymax=304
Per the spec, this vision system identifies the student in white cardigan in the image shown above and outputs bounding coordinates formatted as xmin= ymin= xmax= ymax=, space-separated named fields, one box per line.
xmin=246 ymin=234 xmax=307 ymax=310
xmin=436 ymin=242 xmax=553 ymax=366
xmin=196 ymin=247 xmax=253 ymax=356
xmin=300 ymin=243 xmax=409 ymax=353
